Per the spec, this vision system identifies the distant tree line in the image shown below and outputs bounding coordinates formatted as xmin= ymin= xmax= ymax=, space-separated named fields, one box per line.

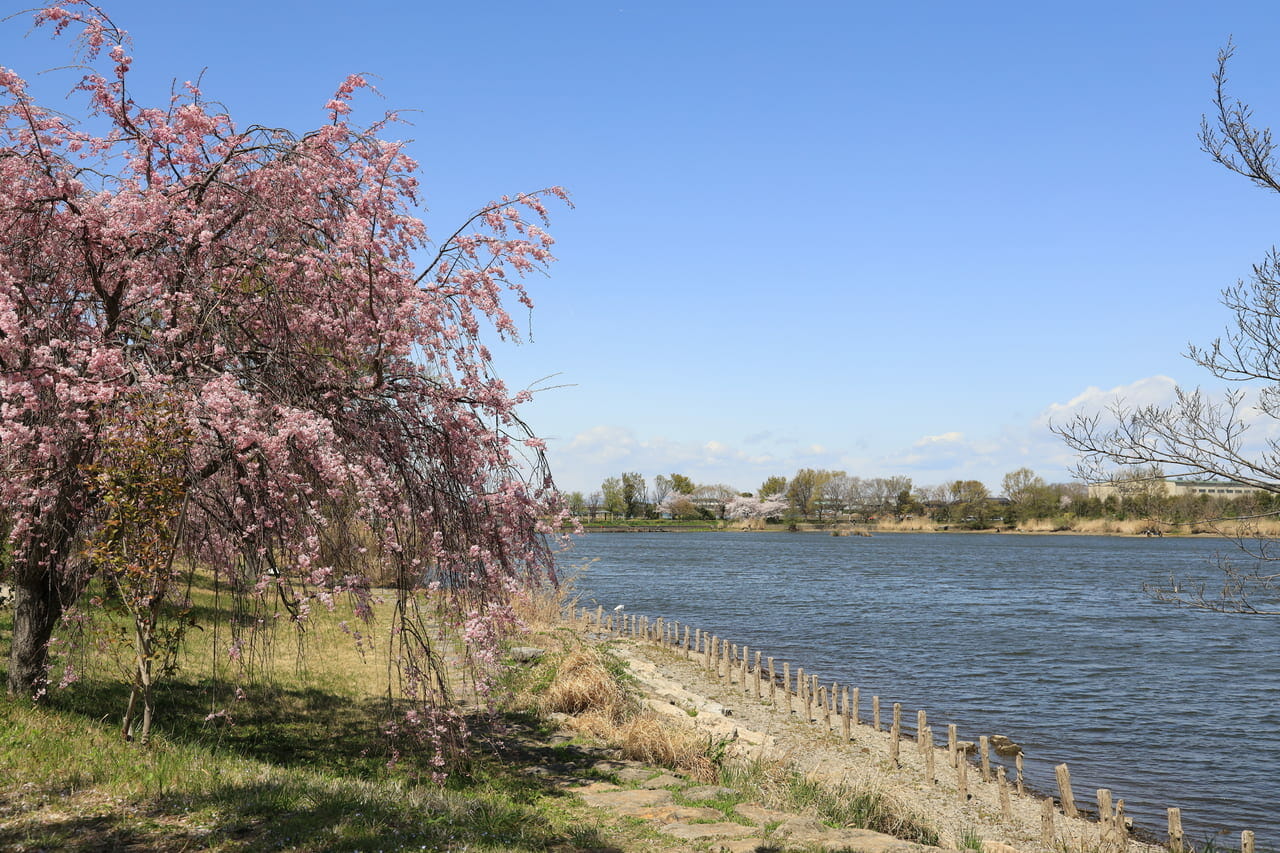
xmin=561 ymin=466 xmax=1276 ymax=529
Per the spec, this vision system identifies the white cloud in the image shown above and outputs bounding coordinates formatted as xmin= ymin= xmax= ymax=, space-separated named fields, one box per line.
xmin=1038 ymin=375 xmax=1179 ymax=426
xmin=546 ymin=375 xmax=1270 ymax=496
xmin=914 ymin=431 xmax=964 ymax=447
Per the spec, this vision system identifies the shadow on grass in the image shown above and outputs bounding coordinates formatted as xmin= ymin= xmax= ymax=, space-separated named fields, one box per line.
xmin=27 ymin=676 xmax=629 ymax=850
xmin=0 ymin=776 xmax=622 ymax=852
xmin=52 ymin=675 xmax=427 ymax=777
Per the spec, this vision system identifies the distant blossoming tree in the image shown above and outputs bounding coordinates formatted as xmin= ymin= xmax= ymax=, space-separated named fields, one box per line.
xmin=0 ymin=0 xmax=570 ymax=731
xmin=724 ymin=494 xmax=788 ymax=521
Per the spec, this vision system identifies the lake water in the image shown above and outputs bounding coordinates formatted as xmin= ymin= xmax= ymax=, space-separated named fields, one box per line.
xmin=559 ymin=531 xmax=1280 ymax=847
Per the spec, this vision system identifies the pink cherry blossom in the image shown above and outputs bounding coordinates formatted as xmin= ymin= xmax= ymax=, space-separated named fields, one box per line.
xmin=1 ymin=0 xmax=572 ymax=766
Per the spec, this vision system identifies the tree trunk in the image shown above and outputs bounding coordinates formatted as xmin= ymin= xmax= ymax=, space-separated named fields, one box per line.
xmin=6 ymin=572 xmax=65 ymax=698
xmin=5 ymin=460 xmax=94 ymax=698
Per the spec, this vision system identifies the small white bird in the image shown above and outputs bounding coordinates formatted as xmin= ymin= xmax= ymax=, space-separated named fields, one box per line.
xmin=613 ymin=604 xmax=625 ymax=612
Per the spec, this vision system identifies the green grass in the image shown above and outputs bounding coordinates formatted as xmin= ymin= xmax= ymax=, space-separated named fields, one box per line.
xmin=0 ymin=582 xmax=638 ymax=852
xmin=717 ymin=758 xmax=941 ymax=847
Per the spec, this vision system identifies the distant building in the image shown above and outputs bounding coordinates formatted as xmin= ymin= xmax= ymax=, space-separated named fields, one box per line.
xmin=1087 ymin=478 xmax=1270 ymax=501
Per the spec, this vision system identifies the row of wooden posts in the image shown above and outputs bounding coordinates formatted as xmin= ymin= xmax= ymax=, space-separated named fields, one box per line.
xmin=576 ymin=606 xmax=1258 ymax=853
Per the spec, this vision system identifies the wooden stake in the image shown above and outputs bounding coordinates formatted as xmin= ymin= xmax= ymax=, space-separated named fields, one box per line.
xmin=768 ymin=657 xmax=776 ymax=702
xmin=1041 ymin=798 xmax=1055 ymax=847
xmin=957 ymin=751 xmax=969 ymax=800
xmin=1167 ymin=808 xmax=1183 ymax=853
xmin=1055 ymin=763 xmax=1078 ymax=818
xmin=1098 ymin=789 xmax=1114 ymax=851
xmin=997 ymin=767 xmax=1013 ymax=821
xmin=841 ymin=687 xmax=851 ymax=738
xmin=873 ymin=695 xmax=881 ymax=731
xmin=924 ymin=725 xmax=936 ymax=783
xmin=1015 ymin=753 xmax=1025 ymax=796
xmin=754 ymin=650 xmax=762 ymax=697
xmin=890 ymin=704 xmax=901 ymax=765
xmin=979 ymin=736 xmax=991 ymax=782
xmin=851 ymin=687 xmax=860 ymax=725
xmin=1242 ymin=831 xmax=1255 ymax=853
xmin=948 ymin=724 xmax=958 ymax=767
xmin=782 ymin=662 xmax=791 ymax=712
xmin=917 ymin=710 xmax=928 ymax=750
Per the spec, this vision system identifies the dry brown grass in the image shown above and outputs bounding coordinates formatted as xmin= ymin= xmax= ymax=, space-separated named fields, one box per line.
xmin=540 ymin=647 xmax=633 ymax=718
xmin=614 ymin=713 xmax=718 ymax=781
xmin=533 ymin=640 xmax=720 ymax=780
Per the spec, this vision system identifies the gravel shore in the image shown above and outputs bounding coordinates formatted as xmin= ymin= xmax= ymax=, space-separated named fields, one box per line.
xmin=586 ymin=622 xmax=1163 ymax=853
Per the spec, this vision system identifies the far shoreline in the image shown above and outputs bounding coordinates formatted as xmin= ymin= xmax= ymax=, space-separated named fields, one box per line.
xmin=572 ymin=522 xmax=1251 ymax=538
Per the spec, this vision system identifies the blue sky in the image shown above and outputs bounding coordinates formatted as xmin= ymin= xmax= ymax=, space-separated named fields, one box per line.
xmin=8 ymin=1 xmax=1280 ymax=496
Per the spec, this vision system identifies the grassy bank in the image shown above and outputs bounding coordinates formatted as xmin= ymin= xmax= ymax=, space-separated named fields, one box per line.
xmin=0 ymin=579 xmax=632 ymax=850
xmin=0 ymin=572 xmax=945 ymax=851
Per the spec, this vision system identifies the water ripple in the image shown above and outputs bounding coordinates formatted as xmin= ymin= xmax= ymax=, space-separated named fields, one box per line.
xmin=567 ymin=531 xmax=1280 ymax=846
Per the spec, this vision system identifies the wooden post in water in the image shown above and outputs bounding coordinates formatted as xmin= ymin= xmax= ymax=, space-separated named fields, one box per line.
xmin=739 ymin=645 xmax=748 ymax=689
xmin=873 ymin=696 xmax=881 ymax=731
xmin=1016 ymin=753 xmax=1025 ymax=796
xmin=979 ymin=736 xmax=992 ymax=782
xmin=804 ymin=677 xmax=814 ymax=721
xmin=754 ymin=650 xmax=762 ymax=697
xmin=1115 ymin=799 xmax=1128 ymax=853
xmin=851 ymin=687 xmax=860 ymax=726
xmin=1167 ymin=808 xmax=1183 ymax=853
xmin=1041 ymin=798 xmax=1055 ymax=847
xmin=795 ymin=666 xmax=804 ymax=713
xmin=683 ymin=625 xmax=691 ymax=656
xmin=947 ymin=724 xmax=958 ymax=767
xmin=1242 ymin=831 xmax=1255 ymax=853
xmin=841 ymin=687 xmax=851 ymax=738
xmin=1055 ymin=764 xmax=1078 ymax=818
xmin=956 ymin=751 xmax=969 ymax=800
xmin=917 ymin=710 xmax=927 ymax=750
xmin=768 ymin=657 xmax=776 ymax=702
